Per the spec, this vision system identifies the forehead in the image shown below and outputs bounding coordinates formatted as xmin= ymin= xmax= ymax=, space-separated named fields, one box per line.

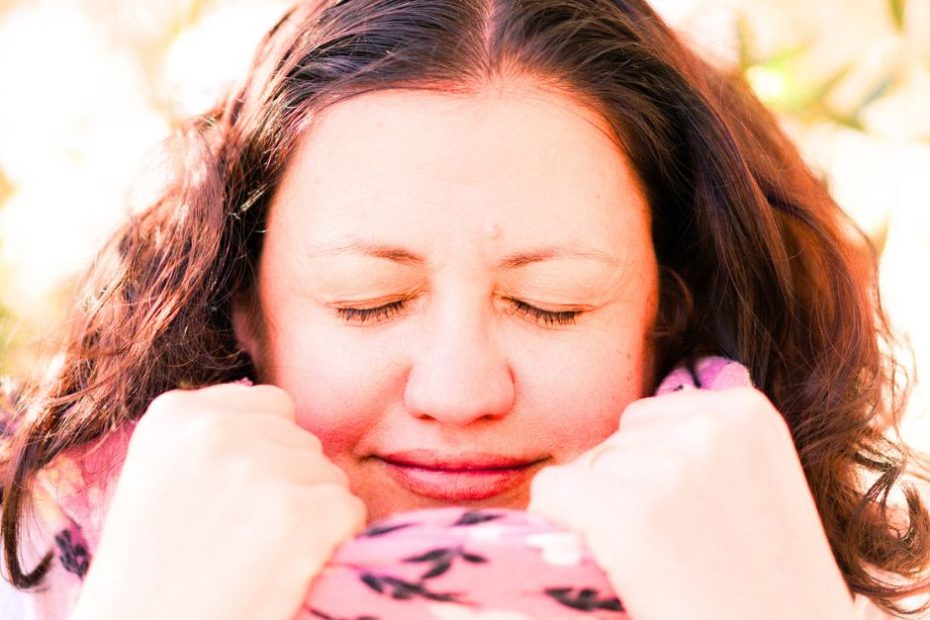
xmin=269 ymin=82 xmax=651 ymax=255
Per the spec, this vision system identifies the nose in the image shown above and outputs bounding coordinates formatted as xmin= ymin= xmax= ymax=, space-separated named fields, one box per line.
xmin=403 ymin=301 xmax=515 ymax=425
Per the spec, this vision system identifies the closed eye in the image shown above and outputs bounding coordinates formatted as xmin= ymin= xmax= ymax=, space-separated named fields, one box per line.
xmin=506 ymin=298 xmax=579 ymax=326
xmin=336 ymin=298 xmax=580 ymax=326
xmin=336 ymin=300 xmax=407 ymax=324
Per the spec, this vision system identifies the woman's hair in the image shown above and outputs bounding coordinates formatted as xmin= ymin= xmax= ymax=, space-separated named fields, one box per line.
xmin=2 ymin=0 xmax=929 ymax=614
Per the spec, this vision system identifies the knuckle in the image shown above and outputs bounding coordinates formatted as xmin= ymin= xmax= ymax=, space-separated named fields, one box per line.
xmin=305 ymin=484 xmax=366 ymax=532
xmin=225 ymin=452 xmax=263 ymax=482
xmin=259 ymin=482 xmax=308 ymax=527
xmin=135 ymin=390 xmax=193 ymax=443
xmin=180 ymin=413 xmax=231 ymax=457
xmin=728 ymin=386 xmax=768 ymax=410
xmin=320 ymin=461 xmax=350 ymax=487
xmin=300 ymin=452 xmax=347 ymax=485
xmin=296 ymin=429 xmax=324 ymax=454
xmin=618 ymin=396 xmax=655 ymax=424
xmin=337 ymin=494 xmax=367 ymax=530
xmin=308 ymin=481 xmax=350 ymax=504
xmin=144 ymin=390 xmax=186 ymax=422
xmin=251 ymin=384 xmax=295 ymax=414
xmin=757 ymin=402 xmax=793 ymax=443
xmin=681 ymin=414 xmax=726 ymax=448
xmin=723 ymin=387 xmax=789 ymax=435
xmin=530 ymin=463 xmax=570 ymax=497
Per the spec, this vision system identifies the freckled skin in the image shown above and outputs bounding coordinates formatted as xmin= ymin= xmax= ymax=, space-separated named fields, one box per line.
xmin=233 ymin=82 xmax=659 ymax=522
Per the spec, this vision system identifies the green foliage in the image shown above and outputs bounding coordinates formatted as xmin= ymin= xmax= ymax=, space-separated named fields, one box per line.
xmin=737 ymin=6 xmax=915 ymax=135
xmin=889 ymin=0 xmax=907 ymax=32
xmin=744 ymin=40 xmax=862 ymax=128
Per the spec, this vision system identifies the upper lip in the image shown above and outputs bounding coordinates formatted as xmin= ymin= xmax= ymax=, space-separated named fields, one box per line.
xmin=379 ymin=450 xmax=546 ymax=471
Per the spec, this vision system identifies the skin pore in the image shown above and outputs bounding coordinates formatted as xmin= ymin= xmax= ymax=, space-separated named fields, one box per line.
xmin=233 ymin=81 xmax=660 ymax=522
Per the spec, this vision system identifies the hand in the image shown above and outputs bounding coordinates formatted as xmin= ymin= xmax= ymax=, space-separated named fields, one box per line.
xmin=71 ymin=383 xmax=366 ymax=620
xmin=528 ymin=387 xmax=857 ymax=620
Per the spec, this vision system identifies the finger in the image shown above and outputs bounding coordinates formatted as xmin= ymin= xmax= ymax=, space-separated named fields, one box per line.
xmin=528 ymin=463 xmax=605 ymax=533
xmin=143 ymin=384 xmax=297 ymax=432
xmin=180 ymin=417 xmax=344 ymax=486
xmin=217 ymin=412 xmax=324 ymax=454
xmin=242 ymin=445 xmax=350 ymax=487
xmin=529 ymin=464 xmax=637 ymax=588
xmin=307 ymin=483 xmax=367 ymax=536
xmin=290 ymin=485 xmax=368 ymax=576
xmin=571 ymin=438 xmax=627 ymax=471
xmin=618 ymin=387 xmax=729 ymax=429
xmin=620 ymin=388 xmax=784 ymax=445
xmin=192 ymin=383 xmax=297 ymax=422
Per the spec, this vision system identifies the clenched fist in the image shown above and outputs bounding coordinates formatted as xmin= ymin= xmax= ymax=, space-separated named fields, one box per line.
xmin=529 ymin=387 xmax=857 ymax=620
xmin=72 ymin=383 xmax=366 ymax=620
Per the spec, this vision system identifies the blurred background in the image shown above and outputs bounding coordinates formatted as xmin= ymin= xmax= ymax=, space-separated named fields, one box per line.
xmin=0 ymin=0 xmax=927 ymax=452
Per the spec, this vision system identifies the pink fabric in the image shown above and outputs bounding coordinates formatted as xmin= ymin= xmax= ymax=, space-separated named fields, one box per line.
xmin=22 ymin=356 xmax=752 ymax=618
xmin=303 ymin=507 xmax=624 ymax=619
xmin=654 ymin=356 xmax=752 ymax=395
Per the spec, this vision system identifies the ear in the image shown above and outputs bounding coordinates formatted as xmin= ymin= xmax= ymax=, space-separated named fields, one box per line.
xmin=231 ymin=291 xmax=262 ymax=364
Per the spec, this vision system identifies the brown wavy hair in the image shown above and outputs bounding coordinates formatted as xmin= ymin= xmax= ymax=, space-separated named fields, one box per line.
xmin=3 ymin=0 xmax=929 ymax=614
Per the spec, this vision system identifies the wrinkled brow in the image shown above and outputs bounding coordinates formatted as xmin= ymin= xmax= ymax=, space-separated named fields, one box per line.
xmin=305 ymin=240 xmax=622 ymax=269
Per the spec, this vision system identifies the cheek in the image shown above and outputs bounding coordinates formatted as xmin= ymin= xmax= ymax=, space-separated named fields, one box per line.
xmin=253 ymin=270 xmax=657 ymax=463
xmin=513 ymin=327 xmax=653 ymax=454
xmin=262 ymin=328 xmax=399 ymax=456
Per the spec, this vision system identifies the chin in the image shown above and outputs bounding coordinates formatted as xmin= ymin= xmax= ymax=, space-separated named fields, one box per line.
xmin=363 ymin=486 xmax=532 ymax=524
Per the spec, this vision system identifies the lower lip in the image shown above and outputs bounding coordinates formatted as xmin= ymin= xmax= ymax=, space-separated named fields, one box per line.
xmin=381 ymin=460 xmax=541 ymax=501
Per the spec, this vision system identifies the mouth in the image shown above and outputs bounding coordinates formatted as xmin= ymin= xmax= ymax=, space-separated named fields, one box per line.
xmin=377 ymin=450 xmax=550 ymax=502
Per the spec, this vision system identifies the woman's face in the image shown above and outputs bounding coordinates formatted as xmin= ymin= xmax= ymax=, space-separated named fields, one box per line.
xmin=233 ymin=83 xmax=659 ymax=522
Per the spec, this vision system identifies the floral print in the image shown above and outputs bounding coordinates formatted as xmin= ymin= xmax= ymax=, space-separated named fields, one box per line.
xmin=302 ymin=508 xmax=626 ymax=619
xmin=52 ymin=526 xmax=90 ymax=579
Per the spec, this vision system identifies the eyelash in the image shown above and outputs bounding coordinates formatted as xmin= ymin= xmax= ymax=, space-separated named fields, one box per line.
xmin=336 ymin=299 xmax=579 ymax=326
xmin=337 ymin=301 xmax=407 ymax=324
xmin=509 ymin=299 xmax=579 ymax=326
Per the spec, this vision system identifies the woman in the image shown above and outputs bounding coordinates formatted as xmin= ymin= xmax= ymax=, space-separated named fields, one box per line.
xmin=2 ymin=0 xmax=929 ymax=618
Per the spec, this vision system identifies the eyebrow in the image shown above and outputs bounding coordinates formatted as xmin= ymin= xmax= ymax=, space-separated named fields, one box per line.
xmin=305 ymin=240 xmax=621 ymax=268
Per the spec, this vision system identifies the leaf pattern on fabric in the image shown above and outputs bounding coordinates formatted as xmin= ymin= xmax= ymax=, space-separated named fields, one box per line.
xmin=453 ymin=511 xmax=504 ymax=526
xmin=544 ymin=587 xmax=625 ymax=612
xmin=54 ymin=527 xmax=90 ymax=578
xmin=358 ymin=572 xmax=464 ymax=603
xmin=303 ymin=505 xmax=637 ymax=617
xmin=359 ymin=522 xmax=414 ymax=538
xmin=307 ymin=609 xmax=379 ymax=620
xmin=404 ymin=546 xmax=489 ymax=580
